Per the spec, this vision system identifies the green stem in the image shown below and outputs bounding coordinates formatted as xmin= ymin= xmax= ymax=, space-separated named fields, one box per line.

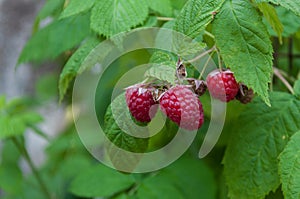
xmin=156 ymin=17 xmax=174 ymax=21
xmin=204 ymin=30 xmax=215 ymax=39
xmin=216 ymin=47 xmax=223 ymax=70
xmin=199 ymin=51 xmax=215 ymax=79
xmin=188 ymin=45 xmax=216 ymax=63
xmin=12 ymin=137 xmax=52 ymax=199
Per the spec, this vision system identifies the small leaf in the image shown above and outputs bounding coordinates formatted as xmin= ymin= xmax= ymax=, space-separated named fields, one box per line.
xmin=146 ymin=51 xmax=176 ymax=84
xmin=213 ymin=0 xmax=273 ymax=106
xmin=255 ymin=0 xmax=300 ymax=16
xmin=59 ymin=0 xmax=95 ymax=19
xmin=59 ymin=36 xmax=101 ymax=100
xmin=223 ymin=92 xmax=300 ymax=199
xmin=174 ymin=0 xmax=225 ymax=38
xmin=257 ymin=2 xmax=283 ymax=43
xmin=69 ymin=164 xmax=135 ymax=197
xmin=148 ymin=0 xmax=173 ymax=16
xmin=91 ymin=0 xmax=148 ymax=37
xmin=279 ymin=131 xmax=300 ymax=199
xmin=18 ymin=13 xmax=91 ymax=64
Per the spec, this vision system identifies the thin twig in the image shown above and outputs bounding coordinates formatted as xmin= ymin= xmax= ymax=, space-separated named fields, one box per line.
xmin=12 ymin=137 xmax=52 ymax=199
xmin=188 ymin=46 xmax=216 ymax=63
xmin=273 ymin=67 xmax=295 ymax=94
xmin=156 ymin=17 xmax=174 ymax=21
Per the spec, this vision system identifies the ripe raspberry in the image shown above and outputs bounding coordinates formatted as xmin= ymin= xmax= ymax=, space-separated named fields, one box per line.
xmin=206 ymin=69 xmax=239 ymax=102
xmin=159 ymin=85 xmax=204 ymax=131
xmin=125 ymin=86 xmax=157 ymax=123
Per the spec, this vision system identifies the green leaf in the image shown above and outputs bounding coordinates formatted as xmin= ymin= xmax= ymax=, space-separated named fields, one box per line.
xmin=148 ymin=0 xmax=173 ymax=16
xmin=59 ymin=0 xmax=95 ymax=19
xmin=146 ymin=50 xmax=176 ymax=84
xmin=294 ymin=79 xmax=300 ymax=97
xmin=69 ymin=164 xmax=135 ymax=197
xmin=174 ymin=0 xmax=224 ymax=38
xmin=223 ymin=92 xmax=300 ymax=199
xmin=255 ymin=0 xmax=300 ymax=16
xmin=273 ymin=6 xmax=300 ymax=37
xmin=279 ymin=131 xmax=300 ymax=199
xmin=91 ymin=0 xmax=148 ymax=37
xmin=0 ymin=98 xmax=42 ymax=140
xmin=38 ymin=0 xmax=65 ymax=19
xmin=212 ymin=0 xmax=273 ymax=106
xmin=59 ymin=36 xmax=101 ymax=100
xmin=18 ymin=13 xmax=90 ymax=64
xmin=137 ymin=156 xmax=217 ymax=199
xmin=0 ymin=112 xmax=42 ymax=140
xmin=257 ymin=2 xmax=283 ymax=43
xmin=104 ymin=94 xmax=149 ymax=171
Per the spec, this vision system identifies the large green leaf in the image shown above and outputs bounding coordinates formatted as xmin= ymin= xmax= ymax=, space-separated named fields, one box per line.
xmin=69 ymin=164 xmax=135 ymax=197
xmin=59 ymin=36 xmax=101 ymax=100
xmin=91 ymin=0 xmax=148 ymax=37
xmin=174 ymin=0 xmax=224 ymax=38
xmin=212 ymin=0 xmax=273 ymax=105
xmin=223 ymin=92 xmax=300 ymax=199
xmin=279 ymin=131 xmax=300 ymax=199
xmin=148 ymin=0 xmax=173 ymax=16
xmin=256 ymin=0 xmax=300 ymax=16
xmin=59 ymin=0 xmax=95 ymax=19
xmin=18 ymin=13 xmax=90 ymax=64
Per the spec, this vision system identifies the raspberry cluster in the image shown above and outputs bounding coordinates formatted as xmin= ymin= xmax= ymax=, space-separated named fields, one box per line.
xmin=125 ymin=68 xmax=253 ymax=131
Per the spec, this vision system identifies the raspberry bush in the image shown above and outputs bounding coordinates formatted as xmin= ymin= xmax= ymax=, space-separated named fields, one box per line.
xmin=0 ymin=0 xmax=299 ymax=199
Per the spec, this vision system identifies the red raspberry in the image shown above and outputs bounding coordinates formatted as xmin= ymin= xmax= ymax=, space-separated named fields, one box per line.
xmin=125 ymin=85 xmax=157 ymax=123
xmin=159 ymin=85 xmax=204 ymax=131
xmin=206 ymin=69 xmax=239 ymax=102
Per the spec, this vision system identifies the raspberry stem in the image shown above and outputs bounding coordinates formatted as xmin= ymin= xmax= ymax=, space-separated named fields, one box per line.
xmin=199 ymin=51 xmax=215 ymax=79
xmin=273 ymin=67 xmax=295 ymax=94
xmin=188 ymin=45 xmax=216 ymax=63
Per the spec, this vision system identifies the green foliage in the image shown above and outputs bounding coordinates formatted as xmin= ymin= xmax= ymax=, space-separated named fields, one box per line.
xmin=257 ymin=2 xmax=283 ymax=43
xmin=0 ymin=97 xmax=42 ymax=140
xmin=272 ymin=6 xmax=300 ymax=37
xmin=59 ymin=0 xmax=95 ymax=19
xmin=213 ymin=0 xmax=273 ymax=106
xmin=279 ymin=131 xmax=300 ymax=199
xmin=294 ymin=79 xmax=300 ymax=97
xmin=91 ymin=0 xmax=148 ymax=37
xmin=58 ymin=36 xmax=101 ymax=100
xmin=104 ymin=94 xmax=149 ymax=171
xmin=223 ymin=92 xmax=300 ymax=199
xmin=148 ymin=0 xmax=173 ymax=16
xmin=146 ymin=50 xmax=177 ymax=84
xmin=256 ymin=0 xmax=300 ymax=16
xmin=37 ymin=0 xmax=65 ymax=19
xmin=18 ymin=13 xmax=91 ymax=64
xmin=69 ymin=155 xmax=216 ymax=199
xmin=174 ymin=0 xmax=224 ymax=38
xmin=69 ymin=164 xmax=136 ymax=197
